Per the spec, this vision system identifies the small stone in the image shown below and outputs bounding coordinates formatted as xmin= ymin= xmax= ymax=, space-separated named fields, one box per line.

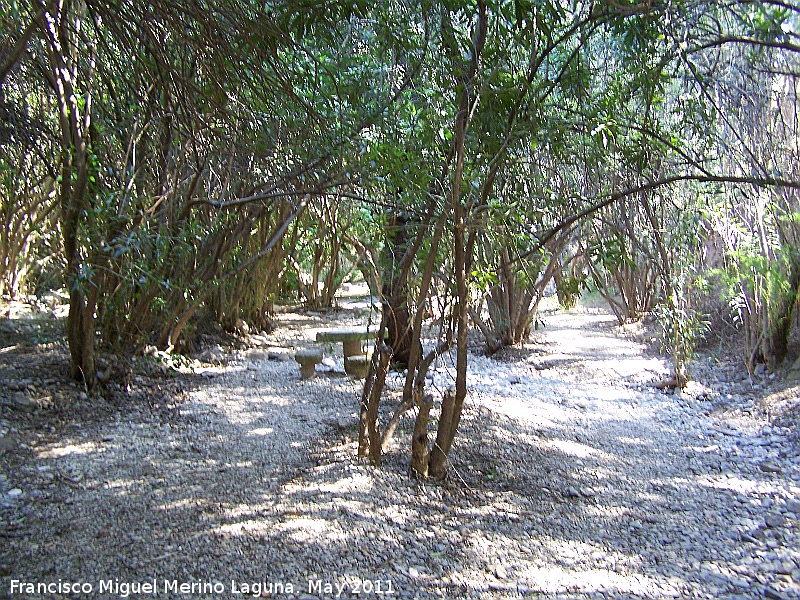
xmin=765 ymin=514 xmax=785 ymax=528
xmin=199 ymin=345 xmax=225 ymax=364
xmin=494 ymin=565 xmax=507 ymax=579
xmin=508 ymin=375 xmax=521 ymax=385
xmin=779 ymin=562 xmax=795 ymax=575
xmin=764 ymin=586 xmax=790 ymax=600
xmin=7 ymin=488 xmax=23 ymax=497
xmin=244 ymin=348 xmax=270 ymax=360
xmin=407 ymin=567 xmax=420 ymax=578
xmin=760 ymin=462 xmax=782 ymax=474
xmin=8 ymin=392 xmax=37 ymax=412
xmin=784 ymin=499 xmax=800 ymax=514
xmin=565 ymin=487 xmax=581 ymax=498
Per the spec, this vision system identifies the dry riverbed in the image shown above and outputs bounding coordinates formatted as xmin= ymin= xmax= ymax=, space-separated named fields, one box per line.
xmin=1 ymin=296 xmax=799 ymax=599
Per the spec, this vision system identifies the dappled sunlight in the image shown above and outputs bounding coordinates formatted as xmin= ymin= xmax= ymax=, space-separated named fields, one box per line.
xmin=188 ymin=388 xmax=296 ymax=428
xmin=317 ymin=473 xmax=373 ymax=494
xmin=215 ymin=519 xmax=272 ymax=538
xmin=39 ymin=441 xmax=104 ymax=458
xmin=634 ymin=491 xmax=664 ymax=503
xmin=512 ymin=564 xmax=671 ymax=596
xmin=695 ymin=473 xmax=785 ymax=496
xmin=581 ymin=503 xmax=630 ymax=518
xmin=7 ymin=299 xmax=799 ymax=600
xmin=279 ymin=517 xmax=344 ymax=543
xmin=483 ymin=395 xmax=567 ymax=426
xmin=544 ymin=438 xmax=605 ymax=460
xmin=247 ymin=427 xmax=275 ymax=436
xmin=585 ymin=465 xmax=623 ymax=481
xmin=160 ymin=497 xmax=205 ymax=511
xmin=614 ymin=435 xmax=652 ymax=447
xmin=591 ymin=356 xmax=668 ymax=379
xmin=215 ymin=514 xmax=348 ymax=544
xmin=444 ymin=526 xmax=677 ymax=597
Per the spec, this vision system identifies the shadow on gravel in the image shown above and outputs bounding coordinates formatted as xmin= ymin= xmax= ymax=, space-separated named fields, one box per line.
xmin=1 ymin=309 xmax=797 ymax=600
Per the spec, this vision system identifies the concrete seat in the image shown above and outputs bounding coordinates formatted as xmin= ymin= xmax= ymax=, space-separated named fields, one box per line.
xmin=294 ymin=348 xmax=323 ymax=379
xmin=344 ymin=354 xmax=370 ymax=379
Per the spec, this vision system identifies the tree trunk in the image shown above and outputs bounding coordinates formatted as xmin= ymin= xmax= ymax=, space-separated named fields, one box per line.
xmin=429 ymin=217 xmax=469 ymax=479
xmin=358 ymin=340 xmax=391 ymax=464
xmin=427 ymin=1 xmax=487 ymax=480
xmin=42 ymin=0 xmax=98 ymax=387
xmin=429 ymin=387 xmax=460 ymax=479
xmin=383 ymin=210 xmax=413 ymax=367
xmin=410 ymin=392 xmax=433 ymax=478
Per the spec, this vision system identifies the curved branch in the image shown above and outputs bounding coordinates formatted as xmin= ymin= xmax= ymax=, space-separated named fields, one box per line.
xmin=511 ymin=172 xmax=800 ymax=267
xmin=0 ymin=9 xmax=41 ymax=86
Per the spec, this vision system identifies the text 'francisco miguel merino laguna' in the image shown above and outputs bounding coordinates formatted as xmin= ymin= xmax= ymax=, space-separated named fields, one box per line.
xmin=10 ymin=578 xmax=396 ymax=597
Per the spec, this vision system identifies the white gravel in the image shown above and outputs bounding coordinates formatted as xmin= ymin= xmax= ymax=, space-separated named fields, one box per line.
xmin=1 ymin=307 xmax=799 ymax=599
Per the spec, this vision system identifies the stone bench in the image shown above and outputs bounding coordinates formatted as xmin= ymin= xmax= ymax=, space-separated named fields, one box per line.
xmin=315 ymin=328 xmax=378 ymax=360
xmin=344 ymin=354 xmax=371 ymax=379
xmin=294 ymin=348 xmax=323 ymax=379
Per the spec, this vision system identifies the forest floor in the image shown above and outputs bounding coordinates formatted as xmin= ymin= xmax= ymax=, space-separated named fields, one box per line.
xmin=1 ymin=290 xmax=800 ymax=600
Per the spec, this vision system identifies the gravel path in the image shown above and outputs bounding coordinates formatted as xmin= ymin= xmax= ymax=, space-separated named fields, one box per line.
xmin=1 ymin=307 xmax=799 ymax=599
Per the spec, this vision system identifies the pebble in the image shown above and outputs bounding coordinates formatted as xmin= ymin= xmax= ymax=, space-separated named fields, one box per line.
xmin=765 ymin=514 xmax=786 ymax=528
xmin=761 ymin=461 xmax=783 ymax=474
xmin=764 ymin=586 xmax=791 ymax=600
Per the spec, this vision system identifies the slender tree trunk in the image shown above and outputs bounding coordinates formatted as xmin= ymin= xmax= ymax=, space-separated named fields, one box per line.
xmin=358 ymin=341 xmax=392 ymax=464
xmin=410 ymin=392 xmax=433 ymax=478
xmin=383 ymin=210 xmax=413 ymax=366
xmin=429 ymin=212 xmax=469 ymax=479
xmin=41 ymin=0 xmax=98 ymax=386
xmin=428 ymin=1 xmax=487 ymax=480
xmin=0 ymin=8 xmax=40 ymax=86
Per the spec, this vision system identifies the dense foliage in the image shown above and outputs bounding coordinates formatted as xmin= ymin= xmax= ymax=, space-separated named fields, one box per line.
xmin=3 ymin=0 xmax=800 ymax=475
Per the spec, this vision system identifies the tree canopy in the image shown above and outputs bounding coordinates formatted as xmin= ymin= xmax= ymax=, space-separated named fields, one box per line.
xmin=3 ymin=0 xmax=800 ymax=475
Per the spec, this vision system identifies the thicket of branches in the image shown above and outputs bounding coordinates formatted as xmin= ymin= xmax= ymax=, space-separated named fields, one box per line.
xmin=3 ymin=0 xmax=800 ymax=477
